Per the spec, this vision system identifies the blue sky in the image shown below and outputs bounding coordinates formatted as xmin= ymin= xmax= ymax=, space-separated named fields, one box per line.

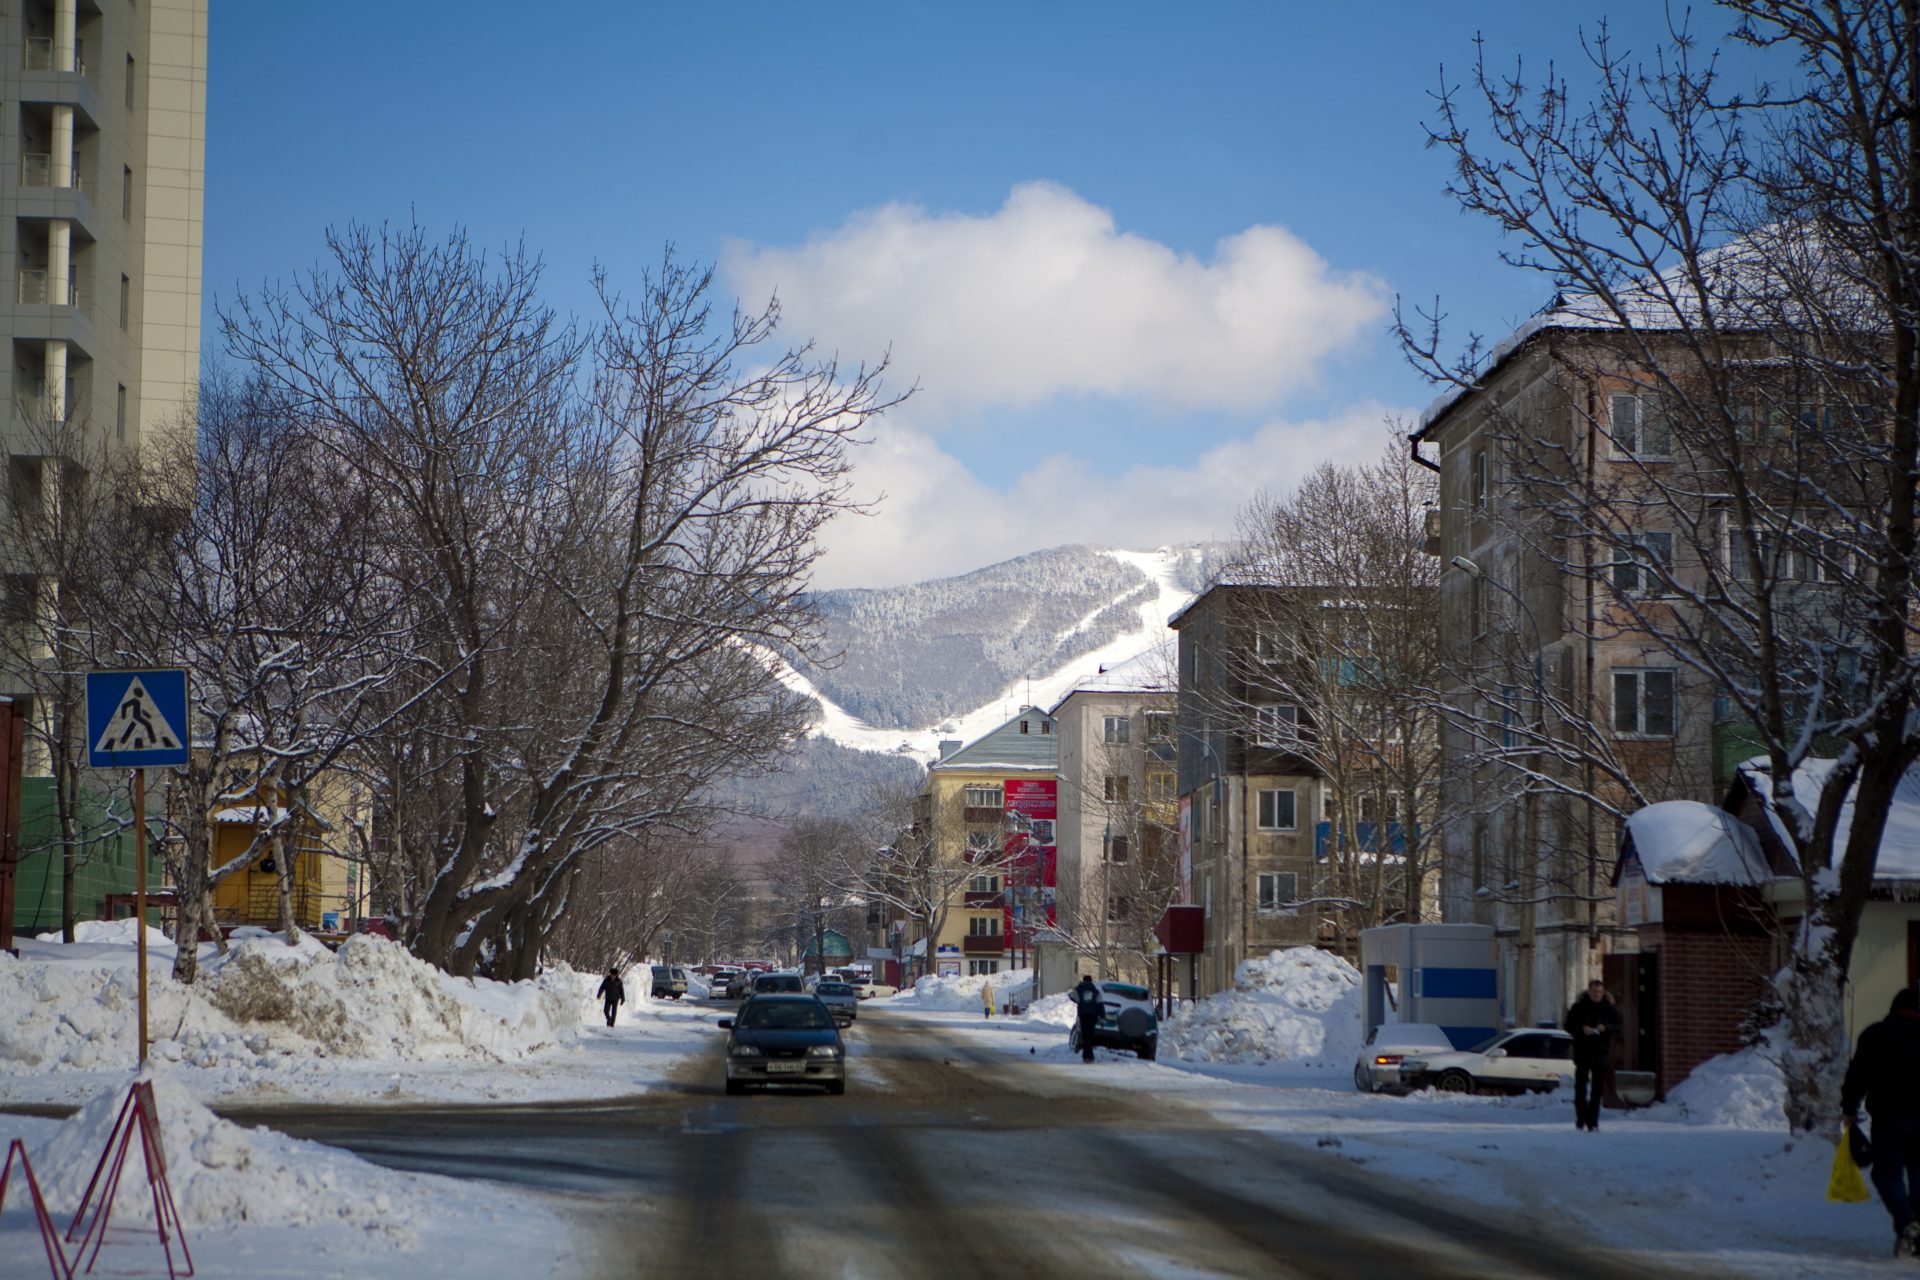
xmin=206 ymin=3 xmax=1777 ymax=588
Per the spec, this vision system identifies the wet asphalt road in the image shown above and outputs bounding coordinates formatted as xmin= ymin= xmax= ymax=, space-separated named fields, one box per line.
xmin=219 ymin=1006 xmax=1679 ymax=1280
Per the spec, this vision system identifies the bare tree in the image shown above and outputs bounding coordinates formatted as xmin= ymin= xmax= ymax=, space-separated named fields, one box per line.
xmin=1401 ymin=6 xmax=1920 ymax=1130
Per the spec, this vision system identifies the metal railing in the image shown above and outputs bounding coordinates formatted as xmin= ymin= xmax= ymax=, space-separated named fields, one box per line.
xmin=16 ymin=270 xmax=80 ymax=307
xmin=23 ymin=38 xmax=84 ymax=76
xmin=20 ymin=153 xmax=81 ymax=190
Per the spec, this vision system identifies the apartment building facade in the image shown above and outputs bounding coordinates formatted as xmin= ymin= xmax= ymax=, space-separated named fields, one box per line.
xmin=1171 ymin=585 xmax=1328 ymax=997
xmin=917 ymin=709 xmax=1058 ymax=978
xmin=1049 ymin=651 xmax=1177 ymax=982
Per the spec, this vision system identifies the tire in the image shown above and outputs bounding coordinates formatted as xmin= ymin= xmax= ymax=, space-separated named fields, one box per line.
xmin=1117 ymin=1008 xmax=1151 ymax=1041
xmin=1354 ymin=1063 xmax=1373 ymax=1092
xmin=1436 ymin=1069 xmax=1475 ymax=1094
xmin=826 ymin=1080 xmax=846 ymax=1096
xmin=1136 ymin=1042 xmax=1156 ymax=1062
xmin=724 ymin=1078 xmax=745 ymax=1096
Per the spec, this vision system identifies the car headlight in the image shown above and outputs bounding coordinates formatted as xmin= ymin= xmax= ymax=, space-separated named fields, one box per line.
xmin=729 ymin=1044 xmax=764 ymax=1058
xmin=808 ymin=1044 xmax=843 ymax=1058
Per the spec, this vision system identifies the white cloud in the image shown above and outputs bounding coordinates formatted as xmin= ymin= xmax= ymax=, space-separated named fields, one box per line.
xmin=724 ymin=182 xmax=1388 ymax=418
xmin=813 ymin=404 xmax=1406 ymax=590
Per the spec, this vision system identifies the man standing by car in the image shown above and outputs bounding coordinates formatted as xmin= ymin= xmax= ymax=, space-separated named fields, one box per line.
xmin=1843 ymin=987 xmax=1920 ymax=1258
xmin=597 ymin=966 xmax=626 ymax=1027
xmin=1564 ymin=979 xmax=1620 ymax=1131
xmin=1072 ymin=974 xmax=1102 ymax=1063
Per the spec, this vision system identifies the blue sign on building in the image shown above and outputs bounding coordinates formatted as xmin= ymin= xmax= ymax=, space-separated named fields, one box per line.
xmin=86 ymin=669 xmax=190 ymax=769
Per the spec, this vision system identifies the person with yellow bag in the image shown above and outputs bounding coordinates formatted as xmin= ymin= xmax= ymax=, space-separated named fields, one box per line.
xmin=1841 ymin=986 xmax=1920 ymax=1258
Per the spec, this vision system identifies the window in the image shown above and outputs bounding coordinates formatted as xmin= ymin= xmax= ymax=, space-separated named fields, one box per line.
xmin=1107 ymin=834 xmax=1130 ymax=863
xmin=1253 ymin=703 xmax=1298 ymax=747
xmin=1610 ymin=393 xmax=1671 ymax=458
xmin=1103 ymin=775 xmax=1131 ymax=804
xmin=1613 ymin=668 xmax=1677 ymax=737
xmin=121 ymin=165 xmax=132 ymax=220
xmin=1020 ymin=719 xmax=1029 ymax=734
xmin=1255 ymin=627 xmax=1284 ymax=663
xmin=967 ymin=959 xmax=1000 ymax=976
xmin=967 ymin=915 xmax=1001 ymax=936
xmin=1041 ymin=719 xmax=1051 ymax=734
xmin=1257 ymin=788 xmax=1297 ymax=831
xmin=1106 ymin=895 xmax=1131 ymax=923
xmin=115 ymin=384 xmax=125 ymax=441
xmin=1257 ymin=872 xmax=1298 ymax=914
xmin=1146 ymin=770 xmax=1176 ymax=804
xmin=968 ymin=874 xmax=999 ymax=893
xmin=963 ymin=785 xmax=1002 ymax=810
xmin=1103 ymin=715 xmax=1130 ymax=745
xmin=1611 ymin=531 xmax=1673 ymax=596
xmin=1145 ymin=712 xmax=1173 ymax=744
xmin=1470 ymin=573 xmax=1488 ymax=638
xmin=1471 ymin=449 xmax=1487 ymax=510
xmin=124 ymin=54 xmax=135 ymax=110
xmin=118 ymin=274 xmax=130 ymax=329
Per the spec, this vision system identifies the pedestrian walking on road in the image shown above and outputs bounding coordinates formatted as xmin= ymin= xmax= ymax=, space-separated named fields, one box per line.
xmin=981 ymin=978 xmax=995 ymax=1019
xmin=1564 ymin=979 xmax=1621 ymax=1131
xmin=1843 ymin=986 xmax=1920 ymax=1258
xmin=1072 ymin=973 xmax=1102 ymax=1063
xmin=597 ymin=966 xmax=626 ymax=1028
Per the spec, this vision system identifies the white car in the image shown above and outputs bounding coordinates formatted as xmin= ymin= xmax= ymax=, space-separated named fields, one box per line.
xmin=1354 ymin=1023 xmax=1458 ymax=1092
xmin=1397 ymin=1028 xmax=1576 ymax=1095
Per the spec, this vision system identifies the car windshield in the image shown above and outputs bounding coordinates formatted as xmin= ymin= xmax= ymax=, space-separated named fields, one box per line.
xmin=1466 ymin=1034 xmax=1504 ymax=1054
xmin=817 ymin=984 xmax=852 ymax=996
xmin=740 ymin=1002 xmax=834 ymax=1030
xmin=1101 ymin=983 xmax=1150 ymax=1001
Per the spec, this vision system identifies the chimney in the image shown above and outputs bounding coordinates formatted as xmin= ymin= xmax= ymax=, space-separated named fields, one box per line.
xmin=938 ymin=739 xmax=962 ymax=760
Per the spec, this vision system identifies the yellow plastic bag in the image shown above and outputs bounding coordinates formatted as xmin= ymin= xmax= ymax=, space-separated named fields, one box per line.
xmin=1828 ymin=1136 xmax=1873 ymax=1203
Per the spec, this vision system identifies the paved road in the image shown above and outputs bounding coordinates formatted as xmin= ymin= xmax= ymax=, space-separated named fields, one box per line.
xmin=224 ymin=1008 xmax=1675 ymax=1280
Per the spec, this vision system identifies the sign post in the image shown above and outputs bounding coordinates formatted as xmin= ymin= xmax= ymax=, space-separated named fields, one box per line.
xmin=85 ymin=669 xmax=189 ymax=1067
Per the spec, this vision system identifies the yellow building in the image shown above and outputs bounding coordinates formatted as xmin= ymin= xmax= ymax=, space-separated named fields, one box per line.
xmin=208 ymin=767 xmax=367 ymax=937
xmin=919 ymin=709 xmax=1058 ymax=978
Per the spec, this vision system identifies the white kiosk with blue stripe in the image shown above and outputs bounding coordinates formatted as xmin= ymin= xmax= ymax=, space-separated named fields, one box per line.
xmin=1359 ymin=923 xmax=1500 ymax=1049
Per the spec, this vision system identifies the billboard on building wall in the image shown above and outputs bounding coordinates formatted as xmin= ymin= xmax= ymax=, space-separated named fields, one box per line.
xmin=1003 ymin=778 xmax=1058 ymax=939
xmin=1178 ymin=795 xmax=1193 ymax=900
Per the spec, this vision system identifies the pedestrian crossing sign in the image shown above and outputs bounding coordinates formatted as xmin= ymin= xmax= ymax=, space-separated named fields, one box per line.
xmin=86 ymin=669 xmax=190 ymax=768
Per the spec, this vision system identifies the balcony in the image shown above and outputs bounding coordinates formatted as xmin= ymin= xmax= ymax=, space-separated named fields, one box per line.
xmin=963 ymin=891 xmax=1005 ymax=909
xmin=17 ymin=270 xmax=80 ymax=309
xmin=961 ymin=934 xmax=1004 ymax=955
xmin=20 ymin=153 xmax=81 ymax=191
xmin=23 ymin=38 xmax=85 ymax=78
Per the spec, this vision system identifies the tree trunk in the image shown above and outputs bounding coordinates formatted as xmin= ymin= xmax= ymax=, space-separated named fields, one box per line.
xmin=273 ymin=820 xmax=296 ymax=943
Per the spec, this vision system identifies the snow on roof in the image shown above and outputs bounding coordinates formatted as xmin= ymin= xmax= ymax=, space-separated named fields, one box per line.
xmin=211 ymin=805 xmax=290 ymax=826
xmin=1047 ymin=647 xmax=1173 ymax=711
xmin=1624 ymin=801 xmax=1772 ymax=886
xmin=1739 ymin=758 xmax=1920 ymax=880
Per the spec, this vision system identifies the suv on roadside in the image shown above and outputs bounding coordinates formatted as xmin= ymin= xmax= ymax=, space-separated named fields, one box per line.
xmin=650 ymin=964 xmax=689 ymax=1000
xmin=1069 ymin=981 xmax=1159 ymax=1060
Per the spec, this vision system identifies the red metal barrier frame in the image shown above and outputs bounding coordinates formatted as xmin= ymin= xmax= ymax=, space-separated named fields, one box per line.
xmin=64 ymin=1081 xmax=193 ymax=1278
xmin=1 ymin=1138 xmax=73 ymax=1279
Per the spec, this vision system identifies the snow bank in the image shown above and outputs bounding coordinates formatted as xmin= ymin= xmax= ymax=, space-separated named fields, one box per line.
xmin=896 ymin=968 xmax=1034 ymax=1012
xmin=0 ymin=931 xmax=582 ymax=1076
xmin=30 ymin=1074 xmax=420 ymax=1240
xmin=1659 ymin=1044 xmax=1787 ymax=1129
xmin=1161 ymin=947 xmax=1363 ymax=1068
xmin=37 ymin=917 xmax=176 ymax=950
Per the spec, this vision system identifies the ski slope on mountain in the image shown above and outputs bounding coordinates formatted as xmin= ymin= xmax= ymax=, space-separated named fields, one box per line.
xmin=776 ymin=545 xmax=1198 ymax=763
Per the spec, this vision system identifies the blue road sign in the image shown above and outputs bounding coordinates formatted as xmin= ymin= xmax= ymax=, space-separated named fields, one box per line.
xmin=86 ymin=669 xmax=190 ymax=768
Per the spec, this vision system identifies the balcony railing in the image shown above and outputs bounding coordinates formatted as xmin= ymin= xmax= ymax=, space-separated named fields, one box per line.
xmin=16 ymin=270 xmax=79 ymax=308
xmin=20 ymin=153 xmax=81 ymax=190
xmin=963 ymin=891 xmax=1005 ymax=908
xmin=23 ymin=38 xmax=84 ymax=77
xmin=961 ymin=934 xmax=1004 ymax=955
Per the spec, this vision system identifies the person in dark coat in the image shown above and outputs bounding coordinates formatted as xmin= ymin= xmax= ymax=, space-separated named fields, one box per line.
xmin=596 ymin=966 xmax=626 ymax=1027
xmin=1071 ymin=974 xmax=1103 ymax=1063
xmin=1843 ymin=986 xmax=1920 ymax=1258
xmin=1564 ymin=979 xmax=1622 ymax=1131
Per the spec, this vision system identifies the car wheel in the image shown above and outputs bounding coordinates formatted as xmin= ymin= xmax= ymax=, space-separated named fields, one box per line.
xmin=1136 ymin=1042 xmax=1156 ymax=1062
xmin=1354 ymin=1063 xmax=1373 ymax=1092
xmin=724 ymin=1079 xmax=745 ymax=1096
xmin=1436 ymin=1069 xmax=1475 ymax=1094
xmin=826 ymin=1080 xmax=846 ymax=1096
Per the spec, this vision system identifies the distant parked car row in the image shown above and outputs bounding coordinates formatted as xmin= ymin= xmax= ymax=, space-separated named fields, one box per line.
xmin=1354 ymin=1023 xmax=1576 ymax=1095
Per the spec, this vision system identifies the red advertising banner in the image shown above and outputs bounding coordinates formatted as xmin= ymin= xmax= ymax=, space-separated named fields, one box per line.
xmin=1003 ymin=779 xmax=1058 ymax=939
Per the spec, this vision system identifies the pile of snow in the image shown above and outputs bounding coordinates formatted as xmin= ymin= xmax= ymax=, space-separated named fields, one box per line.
xmin=38 ymin=917 xmax=177 ymax=950
xmin=1161 ymin=947 xmax=1363 ymax=1068
xmin=29 ymin=1073 xmax=422 ymax=1239
xmin=0 ymin=930 xmax=582 ymax=1076
xmin=896 ymin=968 xmax=1034 ymax=1012
xmin=1022 ymin=991 xmax=1081 ymax=1028
xmin=1660 ymin=1043 xmax=1786 ymax=1129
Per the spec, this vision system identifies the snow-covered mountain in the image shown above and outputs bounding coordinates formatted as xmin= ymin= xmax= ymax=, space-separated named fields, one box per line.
xmin=778 ymin=545 xmax=1214 ymax=763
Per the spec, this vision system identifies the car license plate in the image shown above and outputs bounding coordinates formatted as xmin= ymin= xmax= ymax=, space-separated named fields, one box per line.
xmin=766 ymin=1060 xmax=804 ymax=1074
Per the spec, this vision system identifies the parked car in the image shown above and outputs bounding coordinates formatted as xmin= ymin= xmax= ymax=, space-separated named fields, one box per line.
xmin=751 ymin=972 xmax=804 ymax=997
xmin=718 ymin=995 xmax=846 ymax=1095
xmin=1068 ymin=981 xmax=1159 ymax=1060
xmin=1398 ymin=1028 xmax=1577 ymax=1095
xmin=813 ymin=981 xmax=859 ymax=1024
xmin=1354 ymin=1023 xmax=1459 ymax=1093
xmin=724 ymin=972 xmax=756 ymax=1001
xmin=705 ymin=966 xmax=743 ymax=994
xmin=650 ymin=965 xmax=689 ymax=1000
xmin=862 ymin=977 xmax=899 ymax=998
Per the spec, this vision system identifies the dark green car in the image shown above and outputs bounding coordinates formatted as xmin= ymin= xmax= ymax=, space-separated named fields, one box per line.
xmin=1068 ymin=981 xmax=1159 ymax=1060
